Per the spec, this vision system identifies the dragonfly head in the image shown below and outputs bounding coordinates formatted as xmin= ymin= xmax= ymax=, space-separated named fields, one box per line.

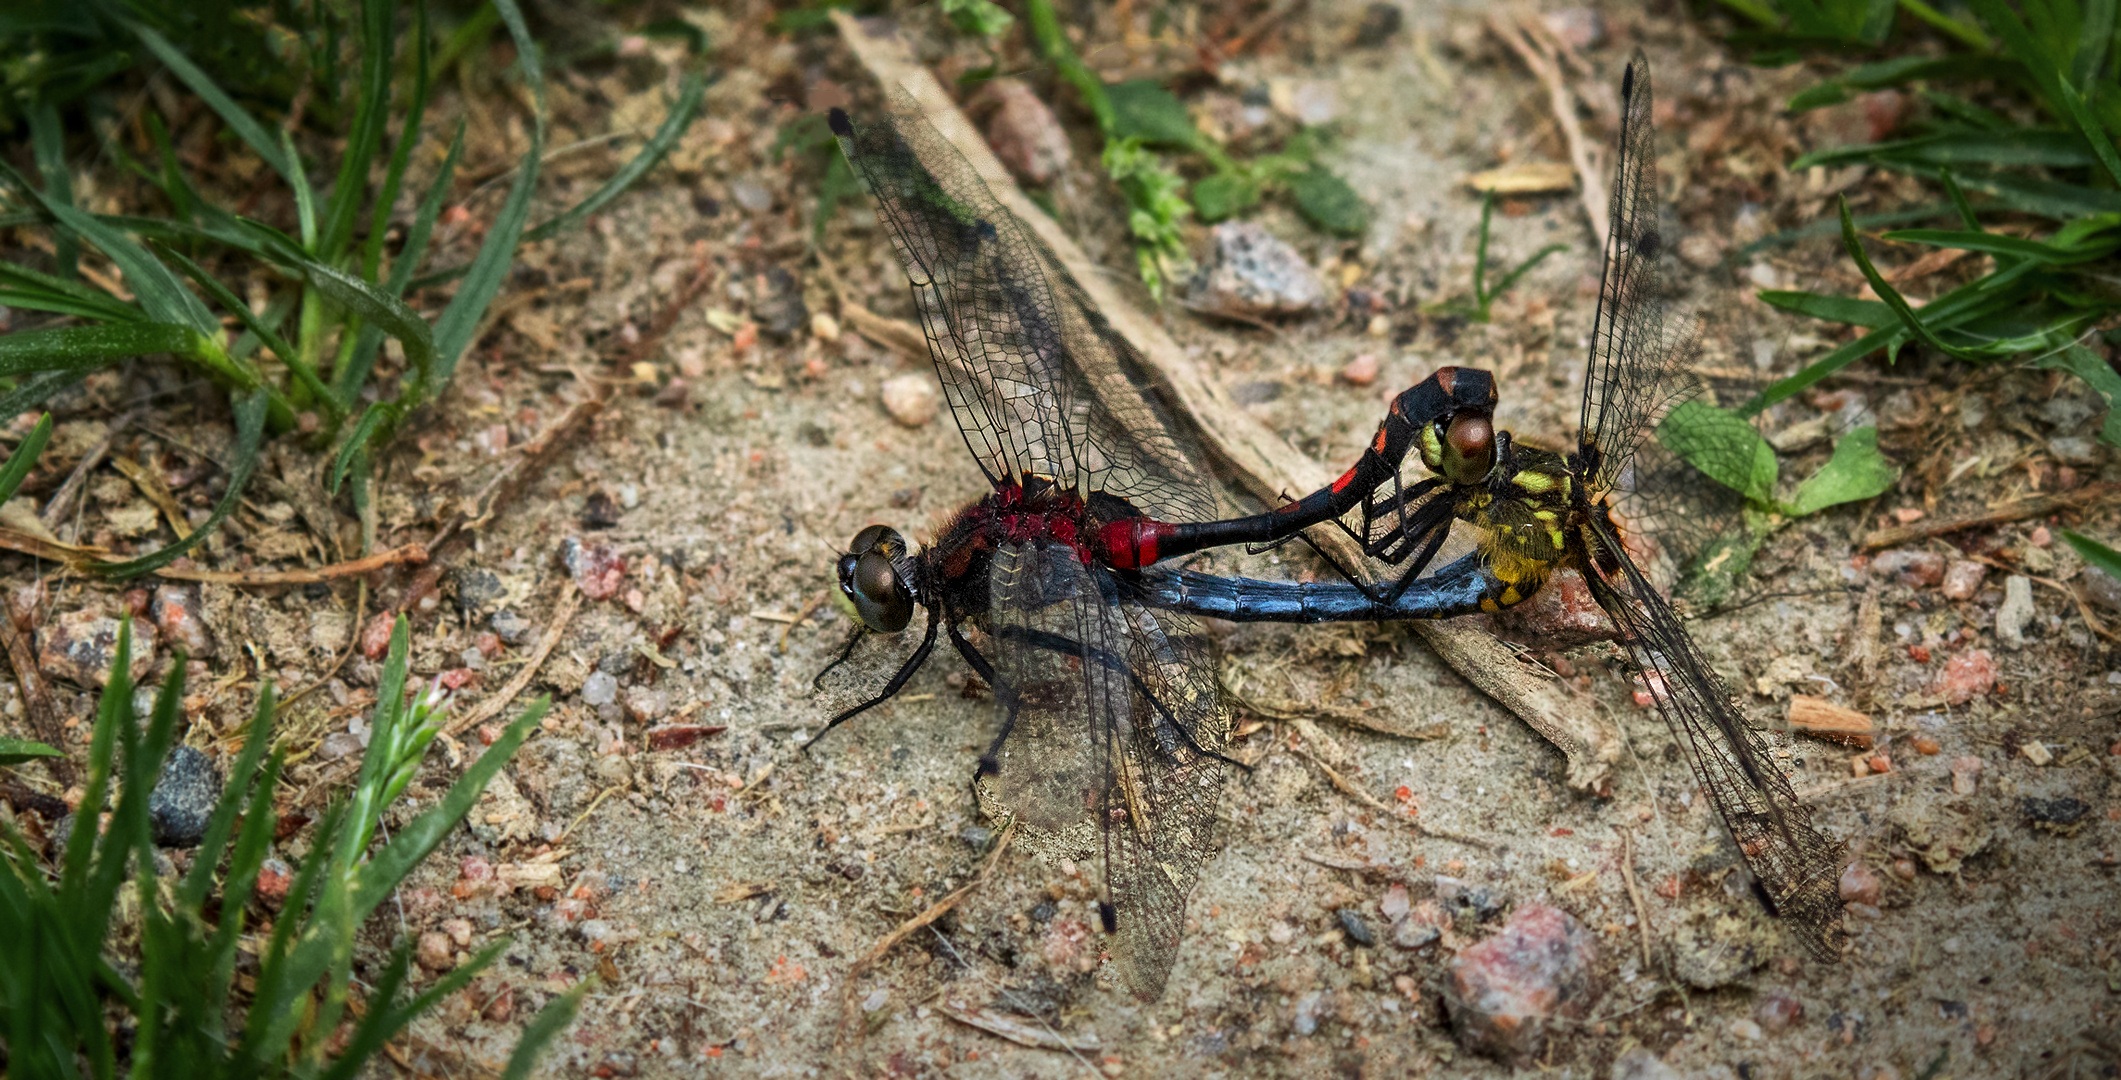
xmin=838 ymin=524 xmax=918 ymax=633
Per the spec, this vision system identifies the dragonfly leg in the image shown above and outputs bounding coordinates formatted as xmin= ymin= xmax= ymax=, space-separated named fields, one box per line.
xmin=948 ymin=622 xmax=1018 ymax=778
xmin=803 ymin=606 xmax=941 ymax=751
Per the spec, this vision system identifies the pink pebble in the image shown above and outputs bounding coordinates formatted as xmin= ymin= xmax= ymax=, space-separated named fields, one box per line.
xmin=1441 ymin=903 xmax=1598 ymax=1065
xmin=1929 ymin=649 xmax=1996 ymax=705
xmin=1940 ymin=560 xmax=1987 ymax=600
xmin=1838 ymin=861 xmax=1881 ymax=905
xmin=1340 ymin=352 xmax=1380 ymax=386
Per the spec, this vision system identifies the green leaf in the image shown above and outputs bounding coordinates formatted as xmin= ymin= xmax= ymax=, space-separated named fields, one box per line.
xmin=2035 ymin=343 xmax=2121 ymax=446
xmin=1791 ymin=130 xmax=2101 ymax=171
xmin=0 ymin=413 xmax=54 ymax=506
xmin=0 ymin=737 xmax=63 ymax=765
xmin=0 ymin=322 xmax=212 ymax=375
xmin=2063 ymin=530 xmax=2121 ymax=581
xmin=1657 ymin=399 xmax=1779 ymax=505
xmin=940 ymin=0 xmax=1015 ymax=37
xmin=1879 ymin=227 xmax=2119 ymax=265
xmin=1191 ymin=171 xmax=1261 ymax=221
xmin=1290 ymin=166 xmax=1370 ymax=236
xmin=1786 ymin=426 xmax=1899 ymax=515
xmin=1759 ymin=289 xmax=1898 ymax=328
xmin=1109 ymin=80 xmax=1200 ymax=149
xmin=500 ymin=975 xmax=591 ymax=1080
xmin=129 ymin=24 xmax=297 ymax=188
xmin=430 ymin=0 xmax=544 ymax=398
xmin=524 ymin=73 xmax=706 ymax=244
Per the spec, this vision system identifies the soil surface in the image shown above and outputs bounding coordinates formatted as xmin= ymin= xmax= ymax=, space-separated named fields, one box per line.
xmin=6 ymin=2 xmax=2119 ymax=1077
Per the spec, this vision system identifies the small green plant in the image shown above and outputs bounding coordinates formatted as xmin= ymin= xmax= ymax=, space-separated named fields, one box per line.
xmin=0 ymin=616 xmax=575 ymax=1078
xmin=1018 ymin=0 xmax=1371 ymax=296
xmin=1429 ymin=191 xmax=1567 ymax=323
xmin=1716 ymin=0 xmax=2121 ymax=446
xmin=0 ymin=0 xmax=703 ymax=576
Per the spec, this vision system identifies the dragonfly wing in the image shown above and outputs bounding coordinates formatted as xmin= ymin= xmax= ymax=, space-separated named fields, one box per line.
xmin=1579 ymin=50 xmax=1702 ymax=491
xmin=833 ymin=106 xmax=1218 ymax=526
xmin=1585 ymin=516 xmax=1848 ymax=959
xmin=983 ymin=540 xmax=1228 ymax=999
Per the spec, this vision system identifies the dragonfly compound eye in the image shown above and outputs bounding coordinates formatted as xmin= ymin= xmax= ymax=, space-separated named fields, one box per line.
xmin=845 ymin=549 xmax=914 ymax=632
xmin=1439 ymin=412 xmax=1496 ymax=485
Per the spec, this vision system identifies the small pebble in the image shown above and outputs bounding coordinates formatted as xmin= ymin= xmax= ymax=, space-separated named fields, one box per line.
xmin=1290 ymin=989 xmax=1325 ymax=1035
xmin=1189 ymin=221 xmax=1327 ymax=318
xmin=1380 ymin=883 xmax=1411 ymax=921
xmin=1950 ymin=755 xmax=1984 ymax=795
xmin=255 ymin=857 xmax=293 ymax=907
xmin=1872 ymin=549 xmax=1945 ymax=586
xmin=1727 ymin=1017 xmax=1763 ymax=1041
xmin=1930 ymin=650 xmax=1996 ymax=704
xmin=1440 ymin=903 xmax=1598 ymax=1065
xmin=151 ymin=585 xmax=215 ymax=657
xmin=491 ymin=609 xmax=532 ymax=645
xmin=560 ymin=538 xmax=628 ymax=600
xmin=729 ymin=177 xmax=773 ymax=213
xmin=38 ymin=609 xmax=157 ymax=687
xmin=1838 ymin=861 xmax=1881 ymax=905
xmin=582 ymin=671 xmax=619 ymax=707
xmin=1890 ymin=857 xmax=1917 ymax=881
xmin=1939 ymin=560 xmax=1987 ymax=600
xmin=881 ymin=373 xmax=939 ymax=427
xmin=982 ymin=78 xmax=1072 ymax=185
xmin=1996 ymin=575 xmax=2035 ymax=648
xmin=1540 ymin=7 xmax=1605 ymax=49
xmin=149 ymin=745 xmax=222 ymax=848
xmin=2020 ymin=740 xmax=2052 ymax=766
xmin=1338 ymin=908 xmax=1376 ymax=947
xmin=1339 ymin=352 xmax=1379 ymax=386
xmin=1911 ymin=735 xmax=1941 ymax=755
xmin=1754 ymin=992 xmax=1803 ymax=1033
xmin=811 ymin=311 xmax=841 ymax=343
xmin=416 ymin=930 xmax=456 ymax=971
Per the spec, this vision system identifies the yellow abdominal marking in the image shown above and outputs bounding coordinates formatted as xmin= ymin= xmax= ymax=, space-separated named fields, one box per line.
xmin=1511 ymin=470 xmax=1558 ymax=494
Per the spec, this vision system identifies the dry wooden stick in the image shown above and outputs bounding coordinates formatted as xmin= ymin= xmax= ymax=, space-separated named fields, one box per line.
xmin=1617 ymin=826 xmax=1654 ymax=970
xmin=1487 ymin=12 xmax=1608 ymax=243
xmin=153 ymin=543 xmax=428 ymax=586
xmin=442 ymin=583 xmax=580 ymax=740
xmin=1857 ymin=485 xmax=2111 ymax=549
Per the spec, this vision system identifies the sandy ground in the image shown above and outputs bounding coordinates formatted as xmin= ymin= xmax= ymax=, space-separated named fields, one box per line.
xmin=6 ymin=1 xmax=2119 ymax=1077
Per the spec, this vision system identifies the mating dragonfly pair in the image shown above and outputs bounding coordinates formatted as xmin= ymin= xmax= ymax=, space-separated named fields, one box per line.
xmin=811 ymin=53 xmax=1847 ymax=1000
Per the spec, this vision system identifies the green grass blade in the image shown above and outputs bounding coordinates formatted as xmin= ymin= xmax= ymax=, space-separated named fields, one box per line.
xmin=279 ymin=128 xmax=318 ymax=249
xmin=0 ymin=737 xmax=63 ymax=765
xmin=1 ymin=161 xmax=219 ymax=335
xmin=1741 ymin=324 xmax=1906 ymax=416
xmin=428 ymin=0 xmax=543 ymax=398
xmin=1880 ymin=227 xmax=2119 ymax=263
xmin=524 ymin=73 xmax=705 ymax=243
xmin=2036 ymin=342 xmax=2121 ymax=445
xmin=0 ymin=322 xmax=210 ymax=376
xmin=1837 ymin=196 xmax=1981 ymax=360
xmin=1791 ymin=129 xmax=2099 ymax=170
xmin=176 ymin=668 xmax=269 ymax=910
xmin=0 ymin=371 xmax=88 ymax=418
xmin=319 ymin=0 xmax=399 ymax=262
xmin=0 ymin=413 xmax=53 ymax=506
xmin=2063 ymin=530 xmax=2121 ymax=579
xmin=330 ymin=405 xmax=391 ymax=494
xmin=348 ymin=697 xmax=549 ymax=917
xmin=28 ymin=101 xmax=78 ymax=277
xmin=149 ymin=242 xmax=328 ymax=407
xmin=500 ymin=975 xmax=590 ymax=1080
xmin=302 ymin=261 xmax=435 ymax=387
xmin=363 ymin=0 xmax=432 ymax=280
xmin=1760 ymin=289 xmax=1898 ymax=327
xmin=342 ymin=122 xmax=464 ymax=398
xmin=1897 ymin=0 xmax=1997 ymax=49
xmin=89 ymin=388 xmax=269 ymax=579
xmin=0 ymin=262 xmax=144 ymax=323
xmin=130 ymin=24 xmax=297 ymax=189
xmin=1967 ymin=0 xmax=2121 ymax=187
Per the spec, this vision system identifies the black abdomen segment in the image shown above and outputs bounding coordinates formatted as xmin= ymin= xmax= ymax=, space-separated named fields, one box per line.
xmin=1135 ymin=551 xmax=1506 ymax=623
xmin=1103 ymin=368 xmax=1496 ymax=568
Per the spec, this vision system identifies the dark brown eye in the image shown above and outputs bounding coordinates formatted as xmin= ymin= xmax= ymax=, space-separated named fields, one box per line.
xmin=840 ymin=546 xmax=913 ymax=632
xmin=1441 ymin=412 xmax=1495 ymax=484
xmin=850 ymin=523 xmax=896 ymax=554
